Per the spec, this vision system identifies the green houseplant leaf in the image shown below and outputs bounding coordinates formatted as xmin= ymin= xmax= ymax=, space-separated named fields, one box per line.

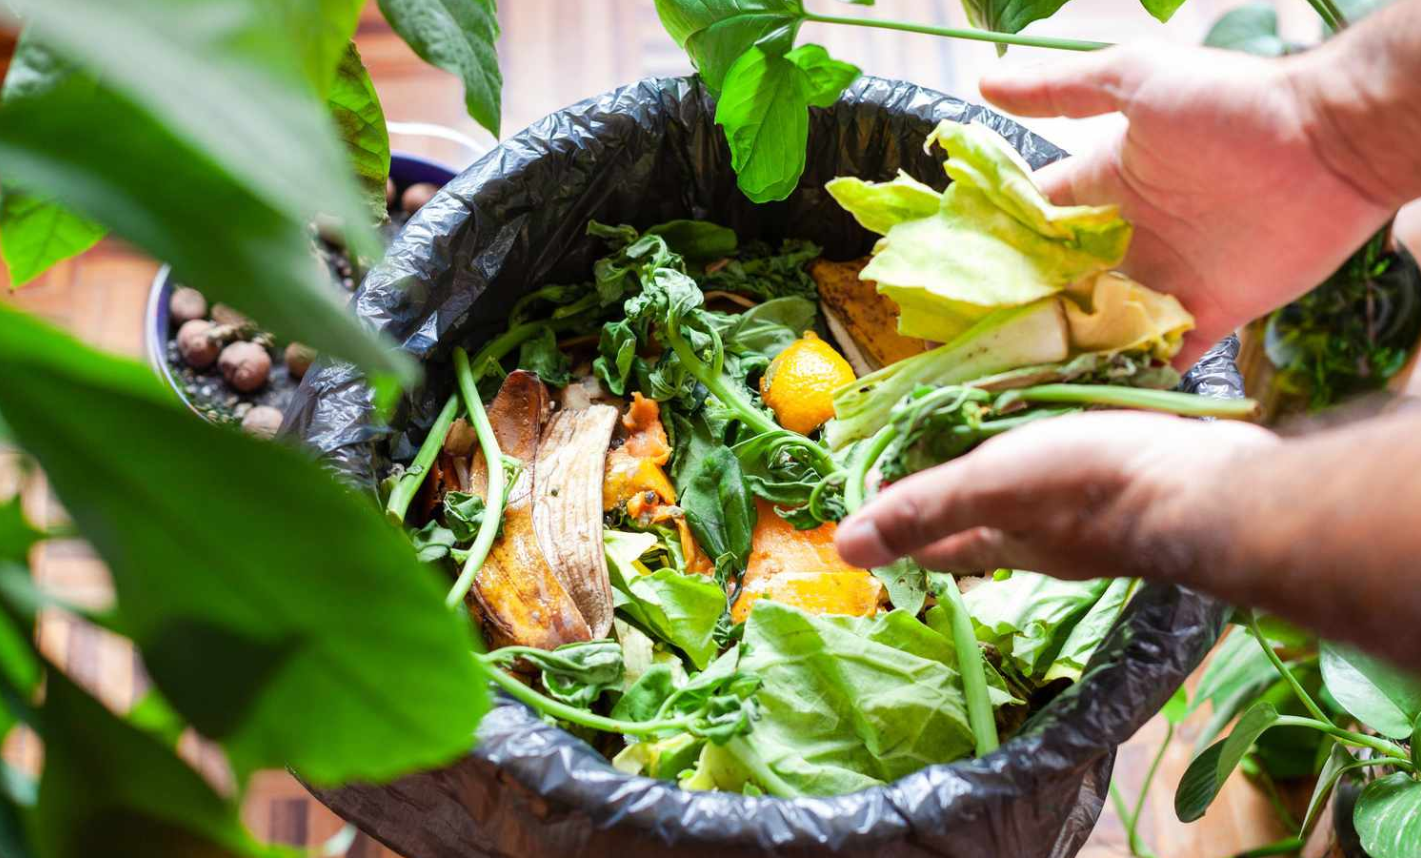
xmin=715 ymin=43 xmax=860 ymax=202
xmin=327 ymin=42 xmax=392 ymax=217
xmin=1175 ymin=701 xmax=1281 ymax=822
xmin=377 ymin=0 xmax=502 ymax=136
xmin=0 ymin=35 xmax=106 ymax=286
xmin=282 ymin=0 xmax=367 ymax=96
xmin=0 ymin=305 xmax=486 ymax=787
xmin=1320 ymin=641 xmax=1421 ymax=739
xmin=653 ymin=0 xmax=806 ymax=93
xmin=1203 ymin=3 xmax=1288 ymax=56
xmin=1353 ymin=772 xmax=1421 ymax=858
xmin=35 ymin=671 xmax=289 ymax=858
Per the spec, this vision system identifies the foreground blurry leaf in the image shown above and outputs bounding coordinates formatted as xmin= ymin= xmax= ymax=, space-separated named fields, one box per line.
xmin=328 ymin=42 xmax=392 ymax=216
xmin=36 ymin=672 xmax=287 ymax=858
xmin=1354 ymin=773 xmax=1421 ymax=858
xmin=1139 ymin=0 xmax=1187 ymax=22
xmin=0 ymin=36 xmax=106 ymax=285
xmin=1319 ymin=642 xmax=1421 ymax=739
xmin=283 ymin=0 xmax=366 ymax=95
xmin=0 ymin=306 xmax=485 ymax=786
xmin=1175 ymin=702 xmax=1280 ymax=822
xmin=0 ymin=72 xmax=414 ymax=385
xmin=653 ymin=0 xmax=804 ymax=92
xmin=377 ymin=0 xmax=502 ymax=136
xmin=715 ymin=44 xmax=859 ymax=202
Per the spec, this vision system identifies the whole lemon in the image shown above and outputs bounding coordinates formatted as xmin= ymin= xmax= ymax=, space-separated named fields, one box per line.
xmin=760 ymin=331 xmax=856 ymax=435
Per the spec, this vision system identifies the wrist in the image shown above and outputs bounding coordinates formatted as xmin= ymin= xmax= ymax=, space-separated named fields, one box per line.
xmin=1285 ymin=9 xmax=1421 ymax=213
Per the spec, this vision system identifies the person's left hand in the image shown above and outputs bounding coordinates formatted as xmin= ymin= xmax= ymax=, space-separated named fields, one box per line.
xmin=834 ymin=411 xmax=1277 ymax=581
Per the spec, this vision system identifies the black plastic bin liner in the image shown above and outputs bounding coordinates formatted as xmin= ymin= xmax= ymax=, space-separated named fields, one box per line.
xmin=286 ymin=75 xmax=1239 ymax=858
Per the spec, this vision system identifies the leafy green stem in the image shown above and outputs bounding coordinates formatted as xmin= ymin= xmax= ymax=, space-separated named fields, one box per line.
xmin=474 ymin=653 xmax=695 ymax=736
xmin=1306 ymin=0 xmax=1345 ymax=30
xmin=1272 ymin=716 xmax=1413 ymax=764
xmin=937 ymin=573 xmax=999 ymax=757
xmin=802 ymin=11 xmax=1112 ymax=52
xmin=385 ymin=393 xmax=459 ymax=524
xmin=446 ymin=346 xmax=506 ymax=608
xmin=1127 ymin=720 xmax=1173 ymax=852
xmin=1108 ymin=783 xmax=1153 ymax=858
xmin=845 ymin=424 xmax=895 ymax=513
xmin=1248 ymin=614 xmax=1334 ymax=727
xmin=665 ymin=318 xmax=778 ymax=436
xmin=1001 ymin=384 xmax=1262 ymax=419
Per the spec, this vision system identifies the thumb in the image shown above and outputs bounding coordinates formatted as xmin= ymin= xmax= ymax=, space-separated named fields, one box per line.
xmin=979 ymin=45 xmax=1150 ymax=119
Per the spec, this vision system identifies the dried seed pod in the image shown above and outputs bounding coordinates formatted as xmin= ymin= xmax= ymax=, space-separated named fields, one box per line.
xmin=284 ymin=342 xmax=316 ymax=380
xmin=241 ymin=405 xmax=284 ymax=439
xmin=176 ymin=319 xmax=220 ymax=369
xmin=169 ymin=287 xmax=208 ymax=325
xmin=218 ymin=341 xmax=271 ymax=392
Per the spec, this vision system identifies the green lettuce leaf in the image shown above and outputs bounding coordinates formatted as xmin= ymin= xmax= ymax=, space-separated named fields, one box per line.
xmin=961 ymin=571 xmax=1115 ymax=682
xmin=605 ymin=530 xmax=727 ymax=670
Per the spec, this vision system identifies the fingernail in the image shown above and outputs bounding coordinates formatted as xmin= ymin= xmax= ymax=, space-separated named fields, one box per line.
xmin=835 ymin=516 xmax=885 ymax=566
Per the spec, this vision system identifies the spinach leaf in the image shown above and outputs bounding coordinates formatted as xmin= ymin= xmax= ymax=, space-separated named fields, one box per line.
xmin=410 ymin=520 xmax=458 ymax=562
xmin=0 ymin=35 xmax=105 ymax=285
xmin=488 ymin=640 xmax=625 ymax=709
xmin=669 ymin=409 xmax=731 ymax=491
xmin=605 ymin=530 xmax=728 ymax=669
xmin=652 ymin=0 xmax=806 ymax=92
xmin=516 ymin=325 xmax=573 ymax=387
xmin=327 ymin=42 xmax=391 ymax=217
xmin=678 ymin=447 xmax=757 ymax=581
xmin=1354 ymin=772 xmax=1421 ymax=858
xmin=0 ymin=306 xmax=486 ymax=787
xmin=377 ymin=0 xmax=502 ymax=136
xmin=1319 ymin=641 xmax=1421 ymax=739
xmin=723 ymin=296 xmax=818 ymax=360
xmin=715 ymin=44 xmax=860 ymax=202
xmin=593 ymin=319 xmax=640 ymax=396
xmin=611 ymin=646 xmax=760 ymax=743
xmin=960 ymin=0 xmax=1071 ymax=54
xmin=871 ymin=557 xmax=928 ymax=616
xmin=961 ymin=571 xmax=1113 ymax=682
xmin=0 ymin=39 xmax=413 ymax=385
xmin=441 ymin=492 xmax=488 ymax=542
xmin=647 ymin=219 xmax=738 ymax=262
xmin=701 ymin=238 xmax=821 ymax=301
xmin=727 ymin=602 xmax=983 ymax=795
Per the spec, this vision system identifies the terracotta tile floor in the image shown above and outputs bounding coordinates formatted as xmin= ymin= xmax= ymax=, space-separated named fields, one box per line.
xmin=1 ymin=2 xmax=1395 ymax=855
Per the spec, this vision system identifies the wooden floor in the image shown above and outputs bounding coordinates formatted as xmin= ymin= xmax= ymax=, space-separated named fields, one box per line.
xmin=0 ymin=2 xmax=1391 ymax=855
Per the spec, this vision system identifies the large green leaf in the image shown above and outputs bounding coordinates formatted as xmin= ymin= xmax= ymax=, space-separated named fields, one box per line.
xmin=35 ymin=671 xmax=284 ymax=858
xmin=1354 ymin=773 xmax=1421 ymax=858
xmin=0 ymin=306 xmax=486 ymax=786
xmin=1320 ymin=641 xmax=1421 ymax=739
xmin=377 ymin=0 xmax=502 ymax=136
xmin=962 ymin=571 xmax=1111 ymax=681
xmin=1203 ymin=4 xmax=1287 ymax=56
xmin=605 ymin=532 xmax=727 ymax=671
xmin=1174 ymin=702 xmax=1281 ymax=822
xmin=0 ymin=34 xmax=106 ymax=285
xmin=653 ymin=0 xmax=805 ymax=93
xmin=960 ymin=0 xmax=1070 ymax=55
xmin=283 ymin=0 xmax=367 ymax=96
xmin=8 ymin=0 xmax=376 ymax=251
xmin=714 ymin=43 xmax=859 ymax=202
xmin=328 ymin=42 xmax=392 ymax=217
xmin=1301 ymin=743 xmax=1357 ymax=836
xmin=0 ymin=71 xmax=414 ymax=385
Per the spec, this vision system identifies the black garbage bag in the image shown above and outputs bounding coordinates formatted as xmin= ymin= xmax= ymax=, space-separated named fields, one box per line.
xmin=285 ymin=75 xmax=1238 ymax=858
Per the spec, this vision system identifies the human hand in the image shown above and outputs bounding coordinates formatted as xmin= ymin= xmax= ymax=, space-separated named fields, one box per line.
xmin=979 ymin=43 xmax=1399 ymax=369
xmin=834 ymin=411 xmax=1277 ymax=581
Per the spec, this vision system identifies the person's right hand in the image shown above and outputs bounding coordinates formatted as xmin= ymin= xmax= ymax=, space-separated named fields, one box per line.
xmin=980 ymin=43 xmax=1399 ymax=368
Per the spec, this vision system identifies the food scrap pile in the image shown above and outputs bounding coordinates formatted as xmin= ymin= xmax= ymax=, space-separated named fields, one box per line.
xmin=384 ymin=121 xmax=1259 ymax=797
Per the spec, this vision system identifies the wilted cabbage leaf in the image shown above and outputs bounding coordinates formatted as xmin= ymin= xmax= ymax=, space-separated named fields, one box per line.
xmin=1064 ymin=271 xmax=1195 ymax=360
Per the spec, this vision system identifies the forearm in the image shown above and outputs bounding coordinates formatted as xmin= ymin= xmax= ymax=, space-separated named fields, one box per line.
xmin=1292 ymin=0 xmax=1421 ymax=212
xmin=1149 ymin=408 xmax=1421 ymax=670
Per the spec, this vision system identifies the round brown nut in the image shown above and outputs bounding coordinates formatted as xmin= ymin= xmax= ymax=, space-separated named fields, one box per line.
xmin=240 ymin=405 xmax=284 ymax=440
xmin=284 ymin=342 xmax=316 ymax=380
xmin=218 ymin=341 xmax=272 ymax=392
xmin=401 ymin=182 xmax=439 ymax=215
xmin=169 ymin=287 xmax=208 ymax=325
xmin=210 ymin=303 xmax=251 ymax=328
xmin=176 ymin=319 xmax=220 ymax=369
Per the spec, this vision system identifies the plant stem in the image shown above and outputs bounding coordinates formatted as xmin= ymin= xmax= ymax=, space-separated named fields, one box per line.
xmin=475 ymin=654 xmax=693 ymax=736
xmin=803 ymin=11 xmax=1111 ymax=52
xmin=937 ymin=572 xmax=999 ymax=757
xmin=385 ymin=394 xmax=460 ymax=524
xmin=446 ymin=346 xmax=506 ymax=608
xmin=665 ymin=323 xmax=779 ymax=437
xmin=1108 ymin=783 xmax=1153 ymax=858
xmin=1306 ymin=0 xmax=1346 ymax=30
xmin=1272 ymin=716 xmax=1414 ymax=764
xmin=1234 ymin=836 xmax=1306 ymax=858
xmin=1248 ymin=614 xmax=1334 ymax=727
xmin=1129 ymin=721 xmax=1173 ymax=851
xmin=1005 ymin=385 xmax=1262 ymax=420
xmin=845 ymin=424 xmax=895 ymax=513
